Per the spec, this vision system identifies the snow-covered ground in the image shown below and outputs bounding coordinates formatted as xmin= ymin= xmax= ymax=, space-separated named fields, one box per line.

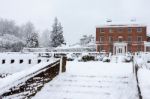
xmin=134 ymin=52 xmax=150 ymax=99
xmin=33 ymin=61 xmax=138 ymax=99
xmin=138 ymin=68 xmax=150 ymax=99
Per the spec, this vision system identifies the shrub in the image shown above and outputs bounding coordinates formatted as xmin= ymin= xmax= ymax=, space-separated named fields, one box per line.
xmin=102 ymin=57 xmax=110 ymax=62
xmin=67 ymin=53 xmax=74 ymax=61
xmin=81 ymin=55 xmax=95 ymax=62
xmin=124 ymin=56 xmax=132 ymax=62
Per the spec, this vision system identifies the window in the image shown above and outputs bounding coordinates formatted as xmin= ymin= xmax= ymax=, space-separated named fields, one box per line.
xmin=109 ymin=36 xmax=113 ymax=42
xmin=137 ymin=45 xmax=142 ymax=51
xmin=118 ymin=36 xmax=123 ymax=42
xmin=100 ymin=45 xmax=104 ymax=51
xmin=109 ymin=28 xmax=113 ymax=33
xmin=128 ymin=45 xmax=131 ymax=52
xmin=128 ymin=36 xmax=132 ymax=42
xmin=100 ymin=28 xmax=104 ymax=33
xmin=100 ymin=36 xmax=104 ymax=43
xmin=118 ymin=28 xmax=123 ymax=32
xmin=11 ymin=59 xmax=15 ymax=64
xmin=109 ymin=45 xmax=113 ymax=53
xmin=118 ymin=38 xmax=122 ymax=42
xmin=128 ymin=27 xmax=132 ymax=33
xmin=137 ymin=36 xmax=142 ymax=42
xmin=20 ymin=59 xmax=23 ymax=64
xmin=137 ymin=27 xmax=142 ymax=32
xmin=146 ymin=47 xmax=150 ymax=52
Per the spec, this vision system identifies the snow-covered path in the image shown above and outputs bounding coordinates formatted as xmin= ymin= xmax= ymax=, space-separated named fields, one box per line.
xmin=33 ymin=62 xmax=138 ymax=99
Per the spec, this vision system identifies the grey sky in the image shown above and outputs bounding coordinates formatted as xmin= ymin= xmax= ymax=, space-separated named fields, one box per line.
xmin=0 ymin=0 xmax=150 ymax=44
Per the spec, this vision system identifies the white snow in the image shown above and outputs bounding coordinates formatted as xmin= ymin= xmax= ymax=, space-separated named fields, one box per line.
xmin=33 ymin=61 xmax=138 ymax=99
xmin=0 ymin=53 xmax=52 ymax=74
xmin=134 ymin=52 xmax=150 ymax=99
xmin=0 ymin=34 xmax=24 ymax=45
xmin=0 ymin=59 xmax=59 ymax=95
xmin=138 ymin=68 xmax=150 ymax=99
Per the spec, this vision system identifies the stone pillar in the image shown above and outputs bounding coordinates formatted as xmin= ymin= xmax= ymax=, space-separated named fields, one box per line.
xmin=113 ymin=46 xmax=115 ymax=55
xmin=115 ymin=46 xmax=117 ymax=55
xmin=61 ymin=57 xmax=67 ymax=73
xmin=126 ymin=45 xmax=128 ymax=53
xmin=59 ymin=56 xmax=67 ymax=74
xmin=144 ymin=46 xmax=147 ymax=52
xmin=125 ymin=46 xmax=126 ymax=53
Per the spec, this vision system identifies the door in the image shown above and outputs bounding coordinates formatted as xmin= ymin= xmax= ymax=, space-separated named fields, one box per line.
xmin=117 ymin=47 xmax=124 ymax=55
xmin=119 ymin=48 xmax=122 ymax=54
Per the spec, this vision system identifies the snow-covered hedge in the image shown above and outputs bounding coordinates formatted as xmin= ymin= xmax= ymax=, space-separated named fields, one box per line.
xmin=0 ymin=34 xmax=25 ymax=52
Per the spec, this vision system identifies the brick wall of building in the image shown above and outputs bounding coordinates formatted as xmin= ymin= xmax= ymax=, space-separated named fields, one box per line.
xmin=96 ymin=25 xmax=147 ymax=53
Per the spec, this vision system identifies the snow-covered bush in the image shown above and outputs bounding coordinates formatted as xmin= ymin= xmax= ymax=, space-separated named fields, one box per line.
xmin=102 ymin=57 xmax=110 ymax=62
xmin=124 ymin=56 xmax=132 ymax=62
xmin=77 ymin=56 xmax=82 ymax=62
xmin=0 ymin=34 xmax=25 ymax=52
xmin=78 ymin=53 xmax=95 ymax=62
xmin=67 ymin=53 xmax=74 ymax=61
xmin=135 ymin=57 xmax=145 ymax=68
xmin=82 ymin=55 xmax=95 ymax=62
xmin=96 ymin=54 xmax=105 ymax=61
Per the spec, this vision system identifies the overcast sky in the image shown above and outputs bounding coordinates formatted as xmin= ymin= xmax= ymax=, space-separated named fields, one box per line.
xmin=0 ymin=0 xmax=150 ymax=44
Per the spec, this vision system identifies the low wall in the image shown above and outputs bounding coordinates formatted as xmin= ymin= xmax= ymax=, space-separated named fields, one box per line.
xmin=1 ymin=57 xmax=67 ymax=99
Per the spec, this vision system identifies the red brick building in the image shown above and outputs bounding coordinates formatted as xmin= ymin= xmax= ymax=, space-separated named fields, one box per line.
xmin=96 ymin=24 xmax=148 ymax=54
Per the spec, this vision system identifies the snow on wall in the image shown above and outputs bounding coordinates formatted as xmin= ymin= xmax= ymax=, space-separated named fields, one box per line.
xmin=0 ymin=53 xmax=55 ymax=74
xmin=0 ymin=58 xmax=60 ymax=95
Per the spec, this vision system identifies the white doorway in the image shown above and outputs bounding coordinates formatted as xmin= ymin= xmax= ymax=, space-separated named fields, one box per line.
xmin=114 ymin=42 xmax=127 ymax=55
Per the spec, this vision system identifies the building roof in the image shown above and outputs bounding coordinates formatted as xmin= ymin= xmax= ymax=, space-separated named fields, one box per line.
xmin=96 ymin=24 xmax=146 ymax=28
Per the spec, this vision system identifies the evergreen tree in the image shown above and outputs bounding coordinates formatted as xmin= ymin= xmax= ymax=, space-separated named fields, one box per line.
xmin=26 ymin=32 xmax=39 ymax=48
xmin=50 ymin=17 xmax=65 ymax=47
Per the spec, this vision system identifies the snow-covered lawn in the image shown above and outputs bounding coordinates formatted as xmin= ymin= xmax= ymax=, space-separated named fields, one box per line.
xmin=33 ymin=61 xmax=138 ymax=99
xmin=133 ymin=52 xmax=150 ymax=99
xmin=138 ymin=68 xmax=150 ymax=99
